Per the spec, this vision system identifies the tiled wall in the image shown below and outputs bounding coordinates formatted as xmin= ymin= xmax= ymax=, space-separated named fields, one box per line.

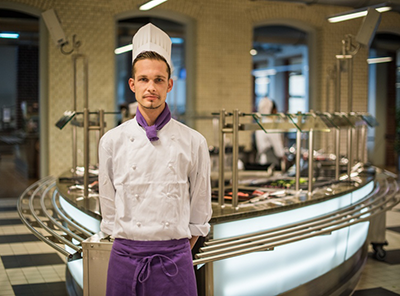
xmin=2 ymin=0 xmax=400 ymax=175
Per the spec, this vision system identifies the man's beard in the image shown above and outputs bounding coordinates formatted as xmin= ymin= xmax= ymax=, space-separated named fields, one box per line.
xmin=139 ymin=101 xmax=163 ymax=110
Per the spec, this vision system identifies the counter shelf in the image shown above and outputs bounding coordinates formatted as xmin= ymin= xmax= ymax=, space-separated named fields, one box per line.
xmin=210 ymin=171 xmax=372 ymax=223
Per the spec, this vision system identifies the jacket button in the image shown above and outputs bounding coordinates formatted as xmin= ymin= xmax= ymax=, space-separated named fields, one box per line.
xmin=136 ymin=222 xmax=141 ymax=227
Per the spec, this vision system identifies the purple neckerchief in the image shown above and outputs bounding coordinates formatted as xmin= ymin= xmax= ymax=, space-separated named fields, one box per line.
xmin=135 ymin=103 xmax=172 ymax=141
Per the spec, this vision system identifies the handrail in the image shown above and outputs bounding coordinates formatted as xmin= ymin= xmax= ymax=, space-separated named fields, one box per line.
xmin=51 ymin=191 xmax=94 ymax=238
xmin=17 ymin=177 xmax=73 ymax=258
xmin=40 ymin=183 xmax=86 ymax=243
xmin=27 ymin=178 xmax=81 ymax=252
xmin=193 ymin=174 xmax=399 ymax=265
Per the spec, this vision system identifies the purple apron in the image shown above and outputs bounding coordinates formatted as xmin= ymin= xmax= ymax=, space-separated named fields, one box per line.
xmin=106 ymin=238 xmax=197 ymax=296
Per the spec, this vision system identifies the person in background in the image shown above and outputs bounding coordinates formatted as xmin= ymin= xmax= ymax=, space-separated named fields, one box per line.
xmin=98 ymin=23 xmax=212 ymax=296
xmin=128 ymin=101 xmax=139 ymax=119
xmin=117 ymin=103 xmax=129 ymax=125
xmin=255 ymin=97 xmax=285 ymax=168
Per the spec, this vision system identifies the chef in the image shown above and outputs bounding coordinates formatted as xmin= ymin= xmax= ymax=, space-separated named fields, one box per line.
xmin=255 ymin=97 xmax=285 ymax=168
xmin=98 ymin=23 xmax=212 ymax=296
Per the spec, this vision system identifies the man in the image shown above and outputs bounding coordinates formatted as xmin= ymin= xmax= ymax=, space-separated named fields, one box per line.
xmin=98 ymin=23 xmax=212 ymax=296
xmin=255 ymin=97 xmax=285 ymax=168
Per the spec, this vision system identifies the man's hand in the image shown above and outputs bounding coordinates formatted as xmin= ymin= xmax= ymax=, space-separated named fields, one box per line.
xmin=189 ymin=236 xmax=199 ymax=249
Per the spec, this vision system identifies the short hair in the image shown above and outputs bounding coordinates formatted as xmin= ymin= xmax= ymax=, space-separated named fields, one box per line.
xmin=271 ymin=100 xmax=277 ymax=111
xmin=132 ymin=51 xmax=171 ymax=79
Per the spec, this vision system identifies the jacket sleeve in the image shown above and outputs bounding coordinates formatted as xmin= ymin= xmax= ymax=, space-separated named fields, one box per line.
xmin=188 ymin=137 xmax=212 ymax=237
xmin=98 ymin=136 xmax=116 ymax=236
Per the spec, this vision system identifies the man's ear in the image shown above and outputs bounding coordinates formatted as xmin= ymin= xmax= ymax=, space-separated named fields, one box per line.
xmin=128 ymin=78 xmax=135 ymax=93
xmin=167 ymin=78 xmax=173 ymax=93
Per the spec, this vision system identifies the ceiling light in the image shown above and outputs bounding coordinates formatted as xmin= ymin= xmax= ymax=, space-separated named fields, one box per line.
xmin=327 ymin=5 xmax=391 ymax=23
xmin=114 ymin=37 xmax=182 ymax=55
xmin=367 ymin=56 xmax=393 ymax=64
xmin=114 ymin=44 xmax=132 ymax=55
xmin=0 ymin=32 xmax=19 ymax=39
xmin=139 ymin=0 xmax=167 ymax=11
xmin=250 ymin=49 xmax=258 ymax=56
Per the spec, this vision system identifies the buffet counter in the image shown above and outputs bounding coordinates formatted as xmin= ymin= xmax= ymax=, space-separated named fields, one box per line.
xmin=17 ymin=165 xmax=399 ymax=296
xmin=16 ymin=108 xmax=399 ymax=296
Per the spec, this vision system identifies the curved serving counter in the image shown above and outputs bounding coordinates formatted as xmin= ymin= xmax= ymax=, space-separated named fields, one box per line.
xmin=16 ymin=109 xmax=399 ymax=296
xmin=17 ymin=165 xmax=399 ymax=296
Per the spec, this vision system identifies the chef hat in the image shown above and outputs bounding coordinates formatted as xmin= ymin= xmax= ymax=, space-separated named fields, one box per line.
xmin=132 ymin=23 xmax=172 ymax=69
xmin=258 ymin=97 xmax=274 ymax=114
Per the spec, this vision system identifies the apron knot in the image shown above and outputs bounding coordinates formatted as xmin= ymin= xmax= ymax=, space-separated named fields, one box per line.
xmin=137 ymin=254 xmax=179 ymax=283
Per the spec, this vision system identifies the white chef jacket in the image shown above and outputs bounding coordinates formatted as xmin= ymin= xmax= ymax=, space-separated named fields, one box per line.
xmin=255 ymin=130 xmax=285 ymax=165
xmin=98 ymin=117 xmax=212 ymax=241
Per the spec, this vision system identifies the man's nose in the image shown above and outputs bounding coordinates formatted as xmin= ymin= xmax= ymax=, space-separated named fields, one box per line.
xmin=147 ymin=80 xmax=156 ymax=91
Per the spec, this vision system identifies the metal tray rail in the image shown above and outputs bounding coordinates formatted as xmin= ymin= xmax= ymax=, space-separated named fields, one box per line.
xmin=29 ymin=181 xmax=81 ymax=253
xmin=17 ymin=177 xmax=94 ymax=260
xmin=51 ymin=191 xmax=94 ymax=238
xmin=40 ymin=184 xmax=87 ymax=244
xmin=193 ymin=172 xmax=399 ymax=265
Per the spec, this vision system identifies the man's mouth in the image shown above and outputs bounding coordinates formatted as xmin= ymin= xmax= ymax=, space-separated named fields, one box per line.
xmin=144 ymin=94 xmax=159 ymax=100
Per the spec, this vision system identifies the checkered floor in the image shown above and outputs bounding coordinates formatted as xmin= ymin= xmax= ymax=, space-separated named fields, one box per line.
xmin=0 ymin=198 xmax=68 ymax=296
xmin=353 ymin=202 xmax=400 ymax=296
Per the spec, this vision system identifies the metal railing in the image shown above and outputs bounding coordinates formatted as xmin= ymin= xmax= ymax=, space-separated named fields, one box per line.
xmin=17 ymin=177 xmax=94 ymax=260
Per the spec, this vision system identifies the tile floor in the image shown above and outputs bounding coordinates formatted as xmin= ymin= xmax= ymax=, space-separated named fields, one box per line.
xmin=0 ymin=153 xmax=399 ymax=295
xmin=353 ymin=201 xmax=400 ymax=296
xmin=0 ymin=198 xmax=68 ymax=296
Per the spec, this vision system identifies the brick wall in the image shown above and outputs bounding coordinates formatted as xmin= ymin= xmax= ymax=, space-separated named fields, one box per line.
xmin=3 ymin=0 xmax=400 ymax=175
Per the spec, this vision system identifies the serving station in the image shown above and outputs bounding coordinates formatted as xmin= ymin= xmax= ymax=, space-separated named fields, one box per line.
xmin=17 ymin=108 xmax=399 ymax=296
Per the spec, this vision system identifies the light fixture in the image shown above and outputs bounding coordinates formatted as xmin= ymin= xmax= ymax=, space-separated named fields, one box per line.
xmin=139 ymin=0 xmax=167 ymax=11
xmin=114 ymin=44 xmax=132 ymax=54
xmin=114 ymin=37 xmax=183 ymax=55
xmin=0 ymin=32 xmax=19 ymax=39
xmin=250 ymin=49 xmax=258 ymax=56
xmin=367 ymin=56 xmax=393 ymax=64
xmin=327 ymin=4 xmax=392 ymax=23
